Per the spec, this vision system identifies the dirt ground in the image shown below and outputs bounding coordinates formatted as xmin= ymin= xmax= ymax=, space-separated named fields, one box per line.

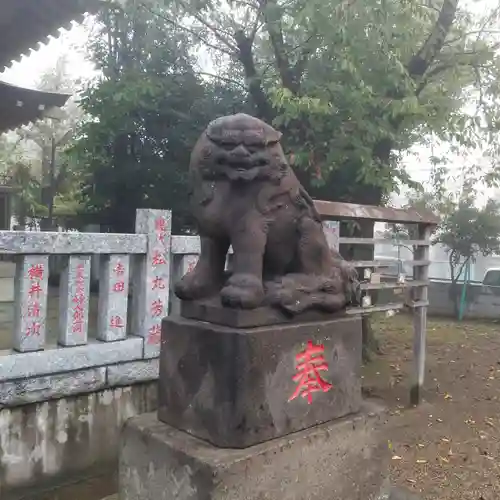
xmin=367 ymin=313 xmax=500 ymax=500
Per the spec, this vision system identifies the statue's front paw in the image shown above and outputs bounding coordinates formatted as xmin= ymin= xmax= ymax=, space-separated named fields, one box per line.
xmin=175 ymin=271 xmax=220 ymax=300
xmin=220 ymin=273 xmax=264 ymax=309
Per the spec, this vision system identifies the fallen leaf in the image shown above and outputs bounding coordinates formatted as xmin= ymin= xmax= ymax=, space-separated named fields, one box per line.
xmin=485 ymin=418 xmax=495 ymax=428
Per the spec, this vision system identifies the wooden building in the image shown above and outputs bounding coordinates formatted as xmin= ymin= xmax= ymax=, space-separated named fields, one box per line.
xmin=0 ymin=0 xmax=100 ymax=229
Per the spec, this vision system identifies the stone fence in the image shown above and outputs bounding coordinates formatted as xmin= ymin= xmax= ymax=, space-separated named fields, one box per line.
xmin=0 ymin=204 xmax=437 ymax=498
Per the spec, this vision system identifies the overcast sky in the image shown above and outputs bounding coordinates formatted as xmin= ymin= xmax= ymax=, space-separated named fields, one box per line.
xmin=1 ymin=1 xmax=498 ymax=206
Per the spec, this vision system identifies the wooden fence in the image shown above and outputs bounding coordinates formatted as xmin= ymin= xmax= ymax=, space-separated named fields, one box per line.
xmin=0 ymin=203 xmax=438 ymax=408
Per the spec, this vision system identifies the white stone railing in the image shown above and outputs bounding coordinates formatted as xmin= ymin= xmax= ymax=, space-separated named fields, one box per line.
xmin=0 ymin=209 xmax=178 ymax=406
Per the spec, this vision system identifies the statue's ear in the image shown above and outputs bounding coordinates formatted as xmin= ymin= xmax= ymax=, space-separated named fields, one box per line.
xmin=266 ymin=128 xmax=282 ymax=145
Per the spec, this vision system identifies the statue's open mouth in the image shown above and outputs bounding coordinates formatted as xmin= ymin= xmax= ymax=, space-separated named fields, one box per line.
xmin=226 ymin=166 xmax=260 ymax=181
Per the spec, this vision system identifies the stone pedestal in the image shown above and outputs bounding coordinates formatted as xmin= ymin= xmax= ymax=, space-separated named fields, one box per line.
xmin=158 ymin=314 xmax=362 ymax=448
xmin=119 ymin=402 xmax=390 ymax=500
xmin=117 ymin=302 xmax=392 ymax=500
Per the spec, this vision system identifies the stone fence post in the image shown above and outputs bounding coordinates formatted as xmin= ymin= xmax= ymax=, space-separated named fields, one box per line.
xmin=132 ymin=209 xmax=172 ymax=358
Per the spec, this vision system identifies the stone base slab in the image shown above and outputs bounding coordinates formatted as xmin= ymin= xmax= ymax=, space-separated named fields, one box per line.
xmin=159 ymin=315 xmax=362 ymax=448
xmin=180 ymin=298 xmax=347 ymax=328
xmin=120 ymin=401 xmax=390 ymax=500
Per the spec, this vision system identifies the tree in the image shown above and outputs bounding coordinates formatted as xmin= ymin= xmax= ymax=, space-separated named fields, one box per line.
xmin=14 ymin=55 xmax=84 ymax=228
xmin=149 ymin=0 xmax=500 ymax=204
xmin=407 ymin=163 xmax=500 ymax=318
xmin=73 ymin=2 xmax=250 ymax=233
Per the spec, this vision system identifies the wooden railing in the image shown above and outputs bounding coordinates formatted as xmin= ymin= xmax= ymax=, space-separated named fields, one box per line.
xmin=316 ymin=200 xmax=438 ymax=404
xmin=0 ymin=202 xmax=438 ymax=407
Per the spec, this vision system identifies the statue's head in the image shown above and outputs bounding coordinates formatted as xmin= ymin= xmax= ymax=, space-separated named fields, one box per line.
xmin=192 ymin=113 xmax=287 ymax=182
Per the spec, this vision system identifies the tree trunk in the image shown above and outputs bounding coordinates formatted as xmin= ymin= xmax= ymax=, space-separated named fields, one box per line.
xmin=449 ymin=280 xmax=461 ymax=319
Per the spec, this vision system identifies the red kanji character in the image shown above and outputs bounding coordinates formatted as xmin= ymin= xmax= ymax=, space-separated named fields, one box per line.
xmin=147 ymin=324 xmax=161 ymax=344
xmin=155 ymin=218 xmax=166 ymax=242
xmin=152 ymin=276 xmax=165 ymax=290
xmin=113 ymin=281 xmax=125 ymax=292
xmin=72 ymin=321 xmax=84 ymax=334
xmin=151 ymin=299 xmax=163 ymax=317
xmin=73 ymin=293 xmax=85 ymax=306
xmin=288 ymin=340 xmax=333 ymax=405
xmin=110 ymin=316 xmax=125 ymax=328
xmin=28 ymin=282 xmax=43 ymax=299
xmin=152 ymin=250 xmax=166 ymax=266
xmin=27 ymin=264 xmax=44 ymax=281
xmin=73 ymin=305 xmax=85 ymax=322
xmin=28 ymin=302 xmax=41 ymax=317
xmin=114 ymin=262 xmax=125 ymax=276
xmin=26 ymin=322 xmax=41 ymax=336
xmin=155 ymin=217 xmax=166 ymax=233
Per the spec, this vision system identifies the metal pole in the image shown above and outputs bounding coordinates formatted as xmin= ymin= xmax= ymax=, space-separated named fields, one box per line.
xmin=47 ymin=136 xmax=56 ymax=230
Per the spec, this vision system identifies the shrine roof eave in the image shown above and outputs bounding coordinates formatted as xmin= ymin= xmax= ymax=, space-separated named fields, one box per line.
xmin=0 ymin=0 xmax=101 ymax=73
xmin=0 ymin=80 xmax=70 ymax=133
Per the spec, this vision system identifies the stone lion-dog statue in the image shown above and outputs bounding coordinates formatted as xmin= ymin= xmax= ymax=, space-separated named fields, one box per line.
xmin=175 ymin=113 xmax=358 ymax=315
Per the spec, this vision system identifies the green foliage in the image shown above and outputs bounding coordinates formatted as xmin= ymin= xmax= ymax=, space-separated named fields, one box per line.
xmin=408 ymin=164 xmax=500 ymax=285
xmin=155 ymin=0 xmax=500 ymax=204
xmin=73 ymin=0 xmax=500 ymax=233
xmin=73 ymin=2 xmax=249 ymax=232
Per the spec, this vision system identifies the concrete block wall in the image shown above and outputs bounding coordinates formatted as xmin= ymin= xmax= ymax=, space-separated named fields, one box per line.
xmin=0 ymin=383 xmax=157 ymax=497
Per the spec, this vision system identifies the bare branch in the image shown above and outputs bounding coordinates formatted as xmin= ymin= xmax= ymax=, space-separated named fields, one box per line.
xmin=198 ymin=71 xmax=246 ymax=88
xmin=259 ymin=0 xmax=299 ymax=94
xmin=475 ymin=5 xmax=500 ymax=42
xmin=140 ymin=3 xmax=236 ymax=56
xmin=407 ymin=0 xmax=459 ymax=79
xmin=176 ymin=0 xmax=239 ymax=52
xmin=444 ymin=29 xmax=500 ymax=47
xmin=292 ymin=32 xmax=318 ymax=81
xmin=234 ymin=29 xmax=274 ymax=120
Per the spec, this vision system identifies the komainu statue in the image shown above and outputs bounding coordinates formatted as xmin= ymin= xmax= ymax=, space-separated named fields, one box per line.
xmin=175 ymin=113 xmax=358 ymax=315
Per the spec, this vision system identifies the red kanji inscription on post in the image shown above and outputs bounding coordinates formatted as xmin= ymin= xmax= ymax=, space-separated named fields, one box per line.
xmin=24 ymin=262 xmax=45 ymax=340
xmin=26 ymin=322 xmax=41 ymax=336
xmin=28 ymin=282 xmax=43 ymax=299
xmin=152 ymin=276 xmax=165 ymax=290
xmin=114 ymin=261 xmax=125 ymax=276
xmin=71 ymin=264 xmax=87 ymax=334
xmin=28 ymin=264 xmax=44 ymax=281
xmin=28 ymin=302 xmax=41 ymax=317
xmin=113 ymin=281 xmax=125 ymax=292
xmin=155 ymin=217 xmax=166 ymax=233
xmin=147 ymin=324 xmax=161 ymax=344
xmin=151 ymin=299 xmax=163 ymax=317
xmin=288 ymin=340 xmax=333 ymax=404
xmin=155 ymin=217 xmax=167 ymax=242
xmin=152 ymin=250 xmax=166 ymax=266
xmin=110 ymin=316 xmax=125 ymax=328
